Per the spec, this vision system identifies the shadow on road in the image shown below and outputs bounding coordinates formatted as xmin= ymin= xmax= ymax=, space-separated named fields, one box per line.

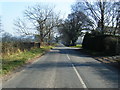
xmin=50 ymin=48 xmax=90 ymax=57
xmin=27 ymin=61 xmax=119 ymax=86
xmin=26 ymin=47 xmax=119 ymax=86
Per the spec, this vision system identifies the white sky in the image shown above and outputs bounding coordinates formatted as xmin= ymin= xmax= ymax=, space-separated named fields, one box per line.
xmin=1 ymin=0 xmax=117 ymax=36
xmin=1 ymin=0 xmax=76 ymax=36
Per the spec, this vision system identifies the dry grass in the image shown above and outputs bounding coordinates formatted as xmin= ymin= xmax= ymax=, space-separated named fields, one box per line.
xmin=2 ymin=46 xmax=53 ymax=75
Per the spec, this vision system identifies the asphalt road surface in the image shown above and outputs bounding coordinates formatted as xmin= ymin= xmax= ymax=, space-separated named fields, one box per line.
xmin=2 ymin=45 xmax=119 ymax=88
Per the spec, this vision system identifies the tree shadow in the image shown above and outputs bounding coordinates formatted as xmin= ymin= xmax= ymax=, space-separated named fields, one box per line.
xmin=50 ymin=48 xmax=90 ymax=58
xmin=26 ymin=60 xmax=119 ymax=86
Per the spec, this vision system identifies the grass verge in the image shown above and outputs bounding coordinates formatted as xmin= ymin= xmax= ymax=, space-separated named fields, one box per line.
xmin=2 ymin=46 xmax=53 ymax=75
xmin=69 ymin=44 xmax=82 ymax=48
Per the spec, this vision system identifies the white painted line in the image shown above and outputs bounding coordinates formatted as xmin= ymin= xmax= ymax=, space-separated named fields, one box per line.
xmin=67 ymin=54 xmax=88 ymax=89
xmin=67 ymin=54 xmax=70 ymax=60
xmin=72 ymin=64 xmax=87 ymax=88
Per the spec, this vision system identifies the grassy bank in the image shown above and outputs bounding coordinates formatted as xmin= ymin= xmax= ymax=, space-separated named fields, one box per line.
xmin=69 ymin=44 xmax=82 ymax=48
xmin=2 ymin=46 xmax=53 ymax=75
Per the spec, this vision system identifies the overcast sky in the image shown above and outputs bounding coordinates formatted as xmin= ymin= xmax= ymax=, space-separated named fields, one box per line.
xmin=1 ymin=0 xmax=76 ymax=36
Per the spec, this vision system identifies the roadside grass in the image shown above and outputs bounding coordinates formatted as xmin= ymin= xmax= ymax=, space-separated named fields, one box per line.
xmin=70 ymin=44 xmax=82 ymax=48
xmin=2 ymin=46 xmax=53 ymax=75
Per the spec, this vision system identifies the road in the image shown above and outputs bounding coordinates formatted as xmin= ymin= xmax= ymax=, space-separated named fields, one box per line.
xmin=2 ymin=45 xmax=119 ymax=88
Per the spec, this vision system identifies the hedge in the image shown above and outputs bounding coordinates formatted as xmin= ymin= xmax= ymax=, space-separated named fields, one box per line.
xmin=82 ymin=33 xmax=120 ymax=55
xmin=2 ymin=42 xmax=40 ymax=56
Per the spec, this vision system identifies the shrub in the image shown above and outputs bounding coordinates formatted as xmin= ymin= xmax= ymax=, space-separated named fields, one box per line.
xmin=82 ymin=33 xmax=120 ymax=55
xmin=2 ymin=42 xmax=40 ymax=56
xmin=104 ymin=36 xmax=117 ymax=54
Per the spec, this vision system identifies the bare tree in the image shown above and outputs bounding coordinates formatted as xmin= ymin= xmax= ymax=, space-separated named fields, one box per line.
xmin=73 ymin=0 xmax=119 ymax=35
xmin=113 ymin=1 xmax=120 ymax=35
xmin=58 ymin=11 xmax=93 ymax=46
xmin=14 ymin=4 xmax=60 ymax=47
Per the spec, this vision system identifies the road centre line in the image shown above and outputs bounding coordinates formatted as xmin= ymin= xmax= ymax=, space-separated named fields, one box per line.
xmin=67 ymin=54 xmax=88 ymax=89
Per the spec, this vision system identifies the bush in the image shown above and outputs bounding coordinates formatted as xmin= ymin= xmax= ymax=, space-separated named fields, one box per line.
xmin=104 ymin=36 xmax=117 ymax=54
xmin=82 ymin=33 xmax=120 ymax=55
xmin=2 ymin=42 xmax=40 ymax=56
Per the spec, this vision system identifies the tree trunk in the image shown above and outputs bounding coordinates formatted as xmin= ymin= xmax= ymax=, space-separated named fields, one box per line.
xmin=39 ymin=37 xmax=44 ymax=48
xmin=71 ymin=40 xmax=76 ymax=46
xmin=101 ymin=7 xmax=104 ymax=34
xmin=114 ymin=13 xmax=119 ymax=35
xmin=48 ymin=30 xmax=51 ymax=45
xmin=100 ymin=1 xmax=105 ymax=35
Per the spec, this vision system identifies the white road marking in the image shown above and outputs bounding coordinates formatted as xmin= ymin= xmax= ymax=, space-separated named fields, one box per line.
xmin=67 ymin=54 xmax=88 ymax=89
xmin=67 ymin=54 xmax=70 ymax=60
